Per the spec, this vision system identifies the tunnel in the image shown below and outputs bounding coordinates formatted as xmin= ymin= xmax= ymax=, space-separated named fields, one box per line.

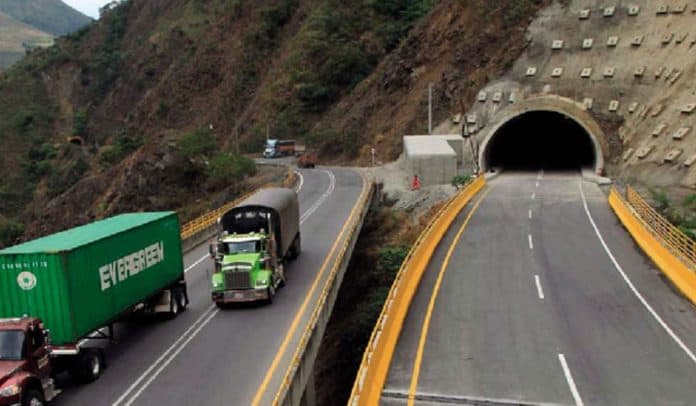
xmin=482 ymin=111 xmax=597 ymax=171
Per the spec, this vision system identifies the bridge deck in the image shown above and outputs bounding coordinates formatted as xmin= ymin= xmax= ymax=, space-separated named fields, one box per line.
xmin=384 ymin=173 xmax=696 ymax=405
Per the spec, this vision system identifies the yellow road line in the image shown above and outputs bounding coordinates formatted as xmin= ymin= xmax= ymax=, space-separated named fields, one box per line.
xmin=407 ymin=187 xmax=492 ymax=405
xmin=251 ymin=174 xmax=368 ymax=406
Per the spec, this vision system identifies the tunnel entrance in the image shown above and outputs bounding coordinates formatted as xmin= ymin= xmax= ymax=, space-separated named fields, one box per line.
xmin=483 ymin=111 xmax=596 ymax=171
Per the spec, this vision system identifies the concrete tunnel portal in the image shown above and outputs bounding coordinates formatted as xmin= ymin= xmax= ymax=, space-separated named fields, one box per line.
xmin=482 ymin=111 xmax=598 ymax=172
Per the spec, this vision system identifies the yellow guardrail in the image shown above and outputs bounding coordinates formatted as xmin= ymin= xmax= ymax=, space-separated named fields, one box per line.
xmin=272 ymin=173 xmax=374 ymax=405
xmin=180 ymin=169 xmax=298 ymax=240
xmin=609 ymin=187 xmax=696 ymax=304
xmin=349 ymin=176 xmax=486 ymax=405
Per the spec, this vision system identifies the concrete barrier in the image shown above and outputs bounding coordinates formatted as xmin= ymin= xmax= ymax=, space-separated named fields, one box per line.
xmin=349 ymin=176 xmax=486 ymax=406
xmin=609 ymin=188 xmax=696 ymax=304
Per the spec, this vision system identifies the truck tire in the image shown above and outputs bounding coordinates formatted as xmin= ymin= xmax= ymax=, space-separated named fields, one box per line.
xmin=289 ymin=235 xmax=301 ymax=260
xmin=71 ymin=349 xmax=103 ymax=384
xmin=176 ymin=288 xmax=188 ymax=312
xmin=22 ymin=389 xmax=44 ymax=406
xmin=266 ymin=287 xmax=274 ymax=305
xmin=168 ymin=290 xmax=181 ymax=319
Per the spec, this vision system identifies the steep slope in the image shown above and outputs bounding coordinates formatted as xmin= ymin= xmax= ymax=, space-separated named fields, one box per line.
xmin=0 ymin=0 xmax=91 ymax=36
xmin=0 ymin=0 xmax=548 ymax=246
xmin=0 ymin=11 xmax=53 ymax=68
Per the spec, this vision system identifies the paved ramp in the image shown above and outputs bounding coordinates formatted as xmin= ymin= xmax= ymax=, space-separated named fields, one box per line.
xmin=384 ymin=173 xmax=696 ymax=405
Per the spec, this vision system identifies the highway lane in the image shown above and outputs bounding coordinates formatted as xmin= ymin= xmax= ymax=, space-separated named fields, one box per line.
xmin=384 ymin=172 xmax=696 ymax=405
xmin=54 ymin=167 xmax=365 ymax=405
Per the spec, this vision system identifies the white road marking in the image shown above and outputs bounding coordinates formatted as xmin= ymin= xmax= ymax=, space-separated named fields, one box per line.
xmin=112 ymin=305 xmax=217 ymax=406
xmin=558 ymin=353 xmax=584 ymax=406
xmin=113 ymin=170 xmax=338 ymax=405
xmin=537 ymin=170 xmax=544 ymax=180
xmin=529 ymin=210 xmax=533 ymax=219
xmin=300 ymin=170 xmax=335 ymax=224
xmin=579 ymin=181 xmax=696 ymax=364
xmin=185 ymin=255 xmax=209 ymax=273
xmin=122 ymin=308 xmax=220 ymax=406
xmin=528 ymin=234 xmax=534 ymax=250
xmin=536 ymin=181 xmax=540 ymax=188
xmin=295 ymin=171 xmax=304 ymax=194
xmin=531 ymin=193 xmax=536 ymax=200
xmin=534 ymin=275 xmax=545 ymax=300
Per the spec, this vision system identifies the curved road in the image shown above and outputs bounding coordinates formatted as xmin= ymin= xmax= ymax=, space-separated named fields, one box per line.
xmin=53 ymin=167 xmax=366 ymax=405
xmin=384 ymin=172 xmax=696 ymax=405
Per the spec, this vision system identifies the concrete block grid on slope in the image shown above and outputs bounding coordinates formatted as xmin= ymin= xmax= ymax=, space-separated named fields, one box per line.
xmin=460 ymin=0 xmax=696 ymax=188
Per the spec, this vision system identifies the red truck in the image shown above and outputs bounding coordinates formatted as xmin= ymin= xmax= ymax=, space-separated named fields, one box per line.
xmin=0 ymin=318 xmax=82 ymax=405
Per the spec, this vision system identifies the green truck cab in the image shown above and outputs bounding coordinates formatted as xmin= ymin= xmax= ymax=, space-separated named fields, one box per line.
xmin=210 ymin=188 xmax=300 ymax=305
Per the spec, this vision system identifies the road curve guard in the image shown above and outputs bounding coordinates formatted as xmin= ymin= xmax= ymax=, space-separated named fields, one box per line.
xmin=609 ymin=187 xmax=696 ymax=305
xmin=349 ymin=176 xmax=486 ymax=405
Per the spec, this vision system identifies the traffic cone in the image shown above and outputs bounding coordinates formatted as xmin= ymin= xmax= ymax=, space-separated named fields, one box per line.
xmin=412 ymin=175 xmax=421 ymax=191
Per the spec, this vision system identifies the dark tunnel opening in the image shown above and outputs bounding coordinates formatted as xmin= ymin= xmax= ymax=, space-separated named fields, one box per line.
xmin=485 ymin=111 xmax=596 ymax=171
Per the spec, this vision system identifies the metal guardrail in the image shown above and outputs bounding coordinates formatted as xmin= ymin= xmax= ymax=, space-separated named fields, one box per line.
xmin=273 ymin=173 xmax=374 ymax=405
xmin=626 ymin=186 xmax=696 ymax=269
xmin=180 ymin=169 xmax=298 ymax=240
xmin=349 ymin=176 xmax=486 ymax=405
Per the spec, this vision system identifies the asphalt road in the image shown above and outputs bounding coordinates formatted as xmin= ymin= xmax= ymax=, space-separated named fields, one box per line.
xmin=53 ymin=167 xmax=366 ymax=406
xmin=384 ymin=172 xmax=696 ymax=405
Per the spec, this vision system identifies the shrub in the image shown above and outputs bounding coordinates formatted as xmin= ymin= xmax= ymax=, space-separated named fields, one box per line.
xmin=177 ymin=128 xmax=216 ymax=159
xmin=451 ymin=174 xmax=472 ymax=188
xmin=205 ymin=153 xmax=256 ymax=189
xmin=0 ymin=217 xmax=24 ymax=248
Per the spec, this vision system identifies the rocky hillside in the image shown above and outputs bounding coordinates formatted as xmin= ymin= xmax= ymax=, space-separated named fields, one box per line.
xmin=0 ymin=0 xmax=548 ymax=246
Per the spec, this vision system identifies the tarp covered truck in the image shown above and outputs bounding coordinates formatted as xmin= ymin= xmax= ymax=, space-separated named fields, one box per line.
xmin=263 ymin=139 xmax=296 ymax=158
xmin=210 ymin=188 xmax=300 ymax=305
xmin=0 ymin=212 xmax=188 ymax=405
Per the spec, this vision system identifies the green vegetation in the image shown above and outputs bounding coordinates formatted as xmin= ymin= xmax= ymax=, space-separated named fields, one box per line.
xmin=451 ymin=174 xmax=472 ymax=188
xmin=99 ymin=131 xmax=144 ymax=166
xmin=649 ymin=188 xmax=696 ymax=240
xmin=0 ymin=216 xmax=24 ymax=248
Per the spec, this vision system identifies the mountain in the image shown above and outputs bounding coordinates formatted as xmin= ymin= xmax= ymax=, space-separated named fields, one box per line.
xmin=0 ymin=0 xmax=545 ymax=246
xmin=0 ymin=11 xmax=53 ymax=68
xmin=0 ymin=0 xmax=91 ymax=36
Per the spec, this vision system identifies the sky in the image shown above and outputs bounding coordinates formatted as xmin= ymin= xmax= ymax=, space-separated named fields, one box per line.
xmin=63 ymin=0 xmax=112 ymax=19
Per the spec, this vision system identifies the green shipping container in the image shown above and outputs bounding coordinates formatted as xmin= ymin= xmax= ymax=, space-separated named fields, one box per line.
xmin=0 ymin=212 xmax=184 ymax=346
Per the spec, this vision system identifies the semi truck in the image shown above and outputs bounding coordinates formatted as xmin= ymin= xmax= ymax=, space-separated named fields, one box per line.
xmin=0 ymin=212 xmax=188 ymax=405
xmin=263 ymin=139 xmax=296 ymax=158
xmin=210 ymin=188 xmax=300 ymax=305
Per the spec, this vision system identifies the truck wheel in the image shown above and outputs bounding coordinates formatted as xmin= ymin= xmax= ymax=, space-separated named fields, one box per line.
xmin=168 ymin=291 xmax=180 ymax=319
xmin=71 ymin=349 xmax=103 ymax=384
xmin=290 ymin=235 xmax=301 ymax=260
xmin=266 ymin=287 xmax=274 ymax=305
xmin=22 ymin=390 xmax=44 ymax=406
xmin=176 ymin=289 xmax=188 ymax=312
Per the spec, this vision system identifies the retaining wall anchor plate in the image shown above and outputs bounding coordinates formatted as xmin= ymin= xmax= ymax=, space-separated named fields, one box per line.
xmin=673 ymin=127 xmax=691 ymax=140
xmin=583 ymin=98 xmax=594 ymax=110
xmin=652 ymin=123 xmax=667 ymax=137
xmin=662 ymin=33 xmax=674 ymax=45
xmin=637 ymin=145 xmax=654 ymax=159
xmin=604 ymin=6 xmax=616 ymax=17
xmin=623 ymin=148 xmax=634 ymax=161
xmin=664 ymin=149 xmax=683 ymax=163
xmin=582 ymin=38 xmax=594 ymax=49
xmin=607 ymin=36 xmax=619 ymax=47
xmin=603 ymin=67 xmax=616 ymax=78
xmin=631 ymin=35 xmax=644 ymax=46
xmin=656 ymin=5 xmax=669 ymax=15
xmin=651 ymin=104 xmax=664 ymax=117
xmin=634 ymin=66 xmax=646 ymax=77
xmin=492 ymin=92 xmax=503 ymax=103
xmin=682 ymin=103 xmax=696 ymax=114
xmin=579 ymin=9 xmax=591 ymax=19
xmin=628 ymin=6 xmax=640 ymax=16
xmin=628 ymin=102 xmax=639 ymax=113
xmin=609 ymin=100 xmax=620 ymax=112
xmin=552 ymin=40 xmax=564 ymax=50
xmin=672 ymin=4 xmax=686 ymax=14
xmin=477 ymin=91 xmax=487 ymax=102
xmin=552 ymin=67 xmax=564 ymax=78
xmin=580 ymin=67 xmax=593 ymax=78
xmin=684 ymin=154 xmax=696 ymax=167
xmin=526 ymin=67 xmax=537 ymax=77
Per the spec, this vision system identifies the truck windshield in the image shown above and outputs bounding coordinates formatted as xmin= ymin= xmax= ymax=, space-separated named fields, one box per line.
xmin=226 ymin=241 xmax=260 ymax=254
xmin=0 ymin=330 xmax=24 ymax=361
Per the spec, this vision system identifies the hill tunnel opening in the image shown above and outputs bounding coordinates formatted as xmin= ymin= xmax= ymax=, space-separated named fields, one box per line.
xmin=483 ymin=111 xmax=597 ymax=171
